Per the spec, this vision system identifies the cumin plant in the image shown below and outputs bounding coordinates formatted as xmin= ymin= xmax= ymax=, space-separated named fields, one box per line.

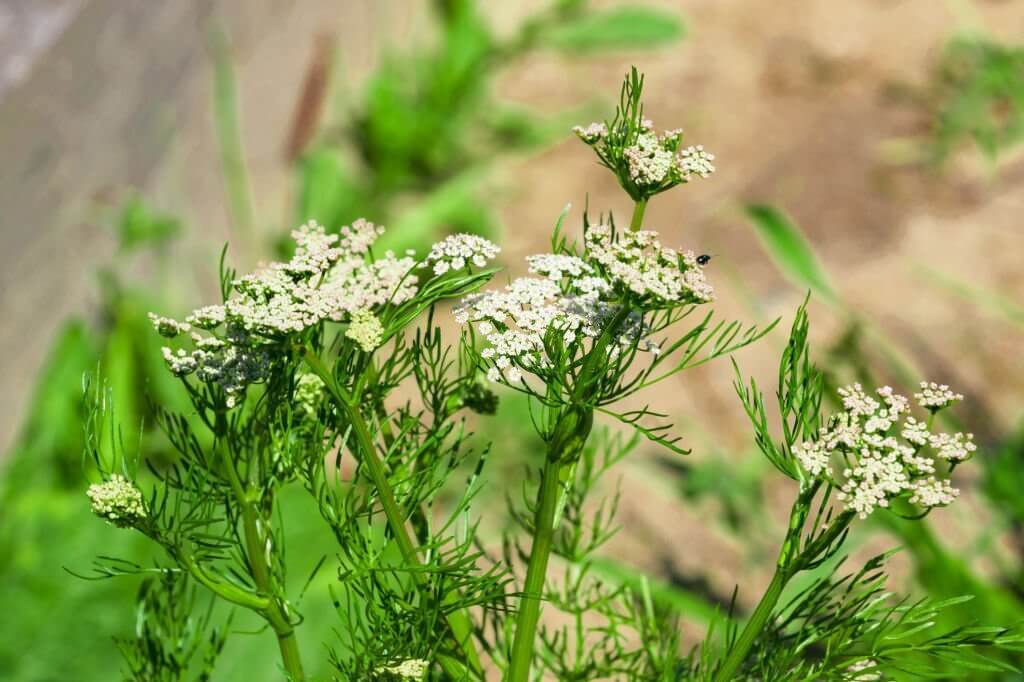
xmin=80 ymin=68 xmax=1021 ymax=682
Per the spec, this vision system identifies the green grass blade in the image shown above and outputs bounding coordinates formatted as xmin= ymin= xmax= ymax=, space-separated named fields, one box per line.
xmin=545 ymin=6 xmax=685 ymax=52
xmin=745 ymin=204 xmax=838 ymax=305
xmin=210 ymin=28 xmax=256 ymax=250
xmin=916 ymin=263 xmax=1024 ymax=329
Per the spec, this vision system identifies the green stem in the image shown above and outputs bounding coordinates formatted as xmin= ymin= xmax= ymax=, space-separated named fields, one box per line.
xmin=300 ymin=349 xmax=484 ymax=679
xmin=713 ymin=506 xmax=852 ymax=682
xmin=508 ymin=409 xmax=593 ymax=682
xmin=217 ymin=424 xmax=305 ymax=681
xmin=629 ymin=198 xmax=648 ymax=231
xmin=506 ymin=301 xmax=631 ymax=679
xmin=714 ymin=566 xmax=788 ymax=682
xmin=176 ymin=551 xmax=269 ymax=612
xmin=508 ymin=457 xmax=562 ymax=682
xmin=239 ymin=500 xmax=305 ymax=681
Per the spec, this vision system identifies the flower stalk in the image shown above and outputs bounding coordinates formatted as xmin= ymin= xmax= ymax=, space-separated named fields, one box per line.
xmin=629 ymin=197 xmax=647 ymax=232
xmin=713 ymin=483 xmax=854 ymax=682
xmin=215 ymin=415 xmax=306 ymax=681
xmin=507 ymin=408 xmax=594 ymax=682
xmin=507 ymin=201 xmax=643 ymax=679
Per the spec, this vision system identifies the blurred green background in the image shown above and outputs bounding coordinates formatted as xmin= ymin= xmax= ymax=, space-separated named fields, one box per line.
xmin=1 ymin=0 xmax=1023 ymax=679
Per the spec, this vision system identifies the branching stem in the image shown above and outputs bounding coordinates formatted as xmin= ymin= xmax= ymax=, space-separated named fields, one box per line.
xmin=215 ymin=417 xmax=306 ymax=681
xmin=299 ymin=348 xmax=484 ymax=680
xmin=713 ymin=490 xmax=853 ymax=682
xmin=507 ymin=284 xmax=633 ymax=680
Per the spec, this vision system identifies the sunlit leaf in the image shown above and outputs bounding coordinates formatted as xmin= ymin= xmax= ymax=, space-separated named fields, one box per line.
xmin=745 ymin=204 xmax=838 ymax=305
xmin=545 ymin=6 xmax=684 ymax=53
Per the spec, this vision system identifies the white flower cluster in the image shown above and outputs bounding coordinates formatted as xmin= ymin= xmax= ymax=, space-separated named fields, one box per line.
xmin=677 ymin=144 xmax=716 ymax=179
xmin=915 ymin=381 xmax=964 ymax=411
xmin=573 ymin=119 xmax=716 ymax=190
xmin=456 ymin=277 xmax=591 ymax=383
xmin=148 ymin=313 xmax=190 ymax=338
xmin=585 ymin=224 xmax=714 ymax=305
xmin=624 ymin=132 xmax=675 ymax=186
xmin=338 ymin=217 xmax=383 ymax=255
xmin=320 ymin=252 xmax=418 ymax=319
xmin=163 ymin=326 xmax=271 ymax=407
xmin=456 ymin=225 xmax=711 ymax=384
xmin=423 ymin=233 xmax=500 ymax=276
xmin=187 ymin=305 xmax=227 ymax=330
xmin=345 ymin=308 xmax=385 ymax=352
xmin=378 ymin=659 xmax=429 ymax=679
xmin=572 ymin=122 xmax=608 ymax=143
xmin=792 ymin=383 xmax=974 ymax=518
xmin=87 ymin=474 xmax=146 ymax=527
xmin=526 ymin=253 xmax=592 ymax=281
xmin=153 ymin=221 xmax=499 ymax=406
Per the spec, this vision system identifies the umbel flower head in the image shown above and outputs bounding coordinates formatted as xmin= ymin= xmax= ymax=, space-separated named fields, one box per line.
xmin=86 ymin=474 xmax=146 ymax=528
xmin=455 ymin=218 xmax=712 ymax=385
xmin=345 ymin=308 xmax=385 ymax=352
xmin=573 ymin=68 xmax=716 ymax=202
xmin=151 ymin=221 xmax=499 ymax=407
xmin=792 ymin=382 xmax=975 ymax=518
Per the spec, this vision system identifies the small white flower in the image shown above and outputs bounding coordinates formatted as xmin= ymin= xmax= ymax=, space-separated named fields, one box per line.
xmin=624 ymin=132 xmax=674 ymax=186
xmin=148 ymin=313 xmax=190 ymax=338
xmin=676 ymin=144 xmax=716 ymax=179
xmin=87 ymin=475 xmax=146 ymax=527
xmin=423 ymin=234 xmax=500 ymax=276
xmin=162 ymin=347 xmax=198 ymax=376
xmin=837 ymin=384 xmax=879 ymax=418
xmin=793 ymin=441 xmax=831 ymax=477
xmin=900 ymin=417 xmax=929 ymax=446
xmin=526 ymin=253 xmax=592 ymax=281
xmin=185 ymin=305 xmax=226 ymax=330
xmin=338 ymin=218 xmax=383 ymax=255
xmin=572 ymin=122 xmax=608 ymax=143
xmin=915 ymin=381 xmax=963 ymax=410
xmin=929 ymin=431 xmax=976 ymax=461
xmin=909 ymin=477 xmax=959 ymax=508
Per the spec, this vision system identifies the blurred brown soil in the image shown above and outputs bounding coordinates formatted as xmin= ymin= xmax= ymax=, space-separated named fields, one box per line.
xmin=492 ymin=0 xmax=1024 ymax=616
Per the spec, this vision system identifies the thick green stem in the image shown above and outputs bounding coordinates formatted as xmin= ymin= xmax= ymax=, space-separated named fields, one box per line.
xmin=506 ymin=301 xmax=631 ymax=679
xmin=176 ymin=552 xmax=269 ymax=612
xmin=508 ymin=410 xmax=593 ymax=682
xmin=713 ymin=504 xmax=852 ymax=682
xmin=629 ymin=198 xmax=648 ymax=231
xmin=239 ymin=502 xmax=305 ymax=681
xmin=300 ymin=349 xmax=483 ymax=679
xmin=714 ymin=566 xmax=788 ymax=682
xmin=508 ymin=458 xmax=561 ymax=681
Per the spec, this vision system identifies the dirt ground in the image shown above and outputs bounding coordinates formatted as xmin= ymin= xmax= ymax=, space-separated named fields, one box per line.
xmin=491 ymin=0 xmax=1024 ymax=607
xmin=3 ymin=0 xmax=1023 ymax=642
